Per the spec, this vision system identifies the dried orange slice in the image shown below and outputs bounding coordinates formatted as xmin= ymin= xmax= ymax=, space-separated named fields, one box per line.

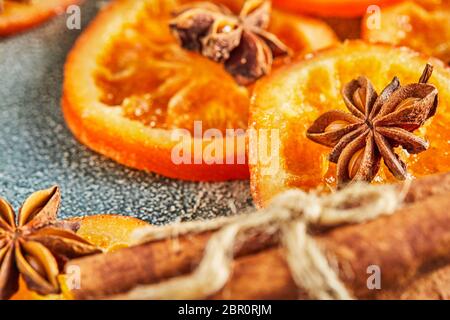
xmin=62 ymin=0 xmax=337 ymax=181
xmin=250 ymin=41 xmax=450 ymax=207
xmin=273 ymin=0 xmax=403 ymax=18
xmin=10 ymin=214 xmax=148 ymax=300
xmin=0 ymin=0 xmax=80 ymax=36
xmin=68 ymin=214 xmax=148 ymax=252
xmin=363 ymin=1 xmax=450 ymax=65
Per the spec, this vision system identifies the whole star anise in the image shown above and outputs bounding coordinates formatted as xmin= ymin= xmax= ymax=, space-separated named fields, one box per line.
xmin=306 ymin=64 xmax=438 ymax=189
xmin=169 ymin=0 xmax=290 ymax=85
xmin=0 ymin=186 xmax=100 ymax=300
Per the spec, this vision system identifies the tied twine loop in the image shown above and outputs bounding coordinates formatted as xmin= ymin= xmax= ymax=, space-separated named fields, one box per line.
xmin=118 ymin=182 xmax=408 ymax=300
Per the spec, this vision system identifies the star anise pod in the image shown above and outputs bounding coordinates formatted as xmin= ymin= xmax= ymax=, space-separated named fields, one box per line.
xmin=306 ymin=64 xmax=438 ymax=189
xmin=0 ymin=186 xmax=101 ymax=300
xmin=169 ymin=0 xmax=290 ymax=85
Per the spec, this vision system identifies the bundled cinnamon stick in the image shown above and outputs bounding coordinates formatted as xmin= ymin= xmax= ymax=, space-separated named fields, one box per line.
xmin=65 ymin=173 xmax=450 ymax=299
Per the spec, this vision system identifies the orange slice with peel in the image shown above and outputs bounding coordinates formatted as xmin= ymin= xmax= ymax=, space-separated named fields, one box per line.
xmin=363 ymin=1 xmax=450 ymax=65
xmin=250 ymin=41 xmax=450 ymax=207
xmin=0 ymin=0 xmax=80 ymax=36
xmin=10 ymin=214 xmax=148 ymax=300
xmin=62 ymin=0 xmax=338 ymax=181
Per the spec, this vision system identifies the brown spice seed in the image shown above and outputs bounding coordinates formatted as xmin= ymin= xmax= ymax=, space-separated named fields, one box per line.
xmin=324 ymin=120 xmax=350 ymax=133
xmin=348 ymin=148 xmax=365 ymax=179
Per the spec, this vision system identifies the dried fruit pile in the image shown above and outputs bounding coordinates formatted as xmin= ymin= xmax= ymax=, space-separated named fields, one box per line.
xmin=4 ymin=0 xmax=450 ymax=300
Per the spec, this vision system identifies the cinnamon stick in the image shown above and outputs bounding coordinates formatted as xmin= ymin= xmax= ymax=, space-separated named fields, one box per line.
xmin=211 ymin=198 xmax=450 ymax=300
xmin=211 ymin=193 xmax=450 ymax=299
xmin=66 ymin=173 xmax=450 ymax=299
xmin=377 ymin=263 xmax=450 ymax=300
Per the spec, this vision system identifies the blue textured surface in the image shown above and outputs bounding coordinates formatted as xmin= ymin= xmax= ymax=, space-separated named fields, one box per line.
xmin=0 ymin=0 xmax=253 ymax=224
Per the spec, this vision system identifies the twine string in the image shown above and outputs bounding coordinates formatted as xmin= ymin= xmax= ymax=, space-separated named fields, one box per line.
xmin=116 ymin=182 xmax=407 ymax=300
